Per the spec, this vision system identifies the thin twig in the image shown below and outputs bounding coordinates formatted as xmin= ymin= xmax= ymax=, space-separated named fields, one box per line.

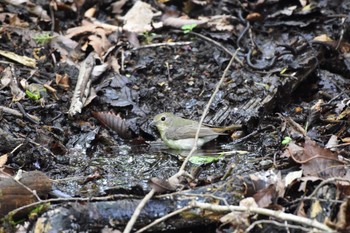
xmin=179 ymin=49 xmax=239 ymax=172
xmin=308 ymin=177 xmax=350 ymax=198
xmin=123 ymin=50 xmax=239 ymax=233
xmin=132 ymin=41 xmax=192 ymax=50
xmin=49 ymin=0 xmax=55 ymax=34
xmin=0 ymin=105 xmax=39 ymax=121
xmin=123 ymin=188 xmax=156 ymax=233
xmin=192 ymin=202 xmax=334 ymax=232
xmin=189 ymin=31 xmax=243 ymax=65
xmin=245 ymin=219 xmax=316 ymax=233
xmin=0 ymin=105 xmax=23 ymax=117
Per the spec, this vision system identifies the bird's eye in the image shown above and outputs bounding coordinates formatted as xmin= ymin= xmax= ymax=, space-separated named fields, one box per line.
xmin=161 ymin=116 xmax=166 ymax=121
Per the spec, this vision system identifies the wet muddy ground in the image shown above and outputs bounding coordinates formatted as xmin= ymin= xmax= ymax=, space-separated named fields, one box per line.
xmin=1 ymin=0 xmax=350 ymax=232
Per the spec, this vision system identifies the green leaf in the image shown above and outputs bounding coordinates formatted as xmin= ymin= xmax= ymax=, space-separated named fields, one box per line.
xmin=189 ymin=153 xmax=224 ymax=165
xmin=181 ymin=24 xmax=197 ymax=33
xmin=282 ymin=136 xmax=292 ymax=145
xmin=25 ymin=84 xmax=46 ymax=100
xmin=33 ymin=33 xmax=53 ymax=45
xmin=26 ymin=89 xmax=41 ymax=100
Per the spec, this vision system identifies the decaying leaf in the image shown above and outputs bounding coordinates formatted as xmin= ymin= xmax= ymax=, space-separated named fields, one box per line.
xmin=92 ymin=111 xmax=133 ymax=139
xmin=0 ymin=50 xmax=36 ymax=68
xmin=162 ymin=16 xmax=207 ymax=28
xmin=284 ymin=170 xmax=303 ymax=187
xmin=0 ymin=66 xmax=12 ymax=90
xmin=68 ymin=52 xmax=95 ymax=116
xmin=330 ymin=198 xmax=350 ymax=230
xmin=9 ymin=75 xmax=26 ymax=102
xmin=0 ymin=154 xmax=8 ymax=167
xmin=55 ymin=73 xmax=70 ymax=90
xmin=220 ymin=197 xmax=257 ymax=228
xmin=283 ymin=138 xmax=350 ymax=179
xmin=201 ymin=15 xmax=234 ymax=31
xmin=253 ymin=184 xmax=277 ymax=208
xmin=148 ymin=177 xmax=176 ymax=193
xmin=313 ymin=34 xmax=333 ymax=42
xmin=0 ymin=171 xmax=52 ymax=218
xmin=309 ymin=199 xmax=323 ymax=219
xmin=123 ymin=1 xmax=161 ymax=33
xmin=88 ymin=28 xmax=112 ymax=57
xmin=111 ymin=0 xmax=128 ymax=14
xmin=243 ymin=170 xmax=283 ymax=197
xmin=50 ymin=34 xmax=79 ymax=63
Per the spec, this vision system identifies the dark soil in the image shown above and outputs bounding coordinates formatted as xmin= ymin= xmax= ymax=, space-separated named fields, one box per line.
xmin=1 ymin=0 xmax=350 ymax=232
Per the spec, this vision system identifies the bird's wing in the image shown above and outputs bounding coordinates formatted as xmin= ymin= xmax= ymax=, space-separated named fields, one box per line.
xmin=165 ymin=125 xmax=221 ymax=140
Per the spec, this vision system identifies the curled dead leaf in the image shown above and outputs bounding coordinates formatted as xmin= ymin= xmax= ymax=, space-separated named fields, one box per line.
xmin=148 ymin=177 xmax=176 ymax=193
xmin=92 ymin=111 xmax=133 ymax=139
xmin=55 ymin=73 xmax=70 ymax=90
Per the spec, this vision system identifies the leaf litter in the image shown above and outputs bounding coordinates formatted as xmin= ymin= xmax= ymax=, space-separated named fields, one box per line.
xmin=0 ymin=0 xmax=350 ymax=232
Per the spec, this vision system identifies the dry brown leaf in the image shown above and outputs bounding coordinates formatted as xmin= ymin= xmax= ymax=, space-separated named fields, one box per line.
xmin=162 ymin=16 xmax=207 ymax=28
xmin=244 ymin=170 xmax=281 ymax=197
xmin=9 ymin=74 xmax=25 ymax=102
xmin=281 ymin=141 xmax=303 ymax=159
xmin=148 ymin=177 xmax=176 ymax=193
xmin=284 ymin=170 xmax=302 ymax=187
xmin=338 ymin=41 xmax=350 ymax=54
xmin=313 ymin=34 xmax=333 ymax=42
xmin=253 ymin=184 xmax=277 ymax=208
xmin=220 ymin=197 xmax=257 ymax=227
xmin=309 ymin=200 xmax=323 ymax=218
xmin=66 ymin=20 xmax=116 ymax=38
xmin=88 ymin=28 xmax=111 ymax=56
xmin=246 ymin=12 xmax=263 ymax=22
xmin=298 ymin=176 xmax=321 ymax=193
xmin=55 ymin=73 xmax=70 ymax=90
xmin=201 ymin=15 xmax=234 ymax=31
xmin=0 ymin=171 xmax=52 ymax=218
xmin=0 ymin=13 xmax=29 ymax=27
xmin=50 ymin=34 xmax=79 ymax=62
xmin=66 ymin=20 xmax=117 ymax=57
xmin=0 ymin=66 xmax=12 ymax=90
xmin=123 ymin=1 xmax=158 ymax=33
xmin=92 ymin=112 xmax=132 ymax=139
xmin=84 ymin=7 xmax=96 ymax=18
xmin=0 ymin=154 xmax=8 ymax=167
xmin=285 ymin=139 xmax=350 ymax=179
xmin=108 ymin=56 xmax=121 ymax=74
xmin=332 ymin=199 xmax=350 ymax=230
xmin=111 ymin=0 xmax=128 ymax=14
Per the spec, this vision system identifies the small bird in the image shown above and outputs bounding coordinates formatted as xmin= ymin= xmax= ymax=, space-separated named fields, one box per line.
xmin=151 ymin=112 xmax=241 ymax=150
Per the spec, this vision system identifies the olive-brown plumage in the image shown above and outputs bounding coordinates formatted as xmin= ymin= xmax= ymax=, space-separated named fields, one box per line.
xmin=152 ymin=112 xmax=241 ymax=150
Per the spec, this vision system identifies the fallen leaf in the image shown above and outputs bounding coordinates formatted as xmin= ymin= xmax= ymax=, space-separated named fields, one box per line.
xmin=0 ymin=50 xmax=36 ymax=68
xmin=253 ymin=184 xmax=277 ymax=207
xmin=0 ymin=67 xmax=12 ymax=90
xmin=123 ymin=1 xmax=156 ymax=33
xmin=0 ymin=154 xmax=8 ymax=167
xmin=92 ymin=112 xmax=133 ymax=139
xmin=285 ymin=139 xmax=350 ymax=179
xmin=284 ymin=170 xmax=303 ymax=187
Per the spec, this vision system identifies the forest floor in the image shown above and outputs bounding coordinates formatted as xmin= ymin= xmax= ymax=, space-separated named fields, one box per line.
xmin=0 ymin=0 xmax=350 ymax=232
